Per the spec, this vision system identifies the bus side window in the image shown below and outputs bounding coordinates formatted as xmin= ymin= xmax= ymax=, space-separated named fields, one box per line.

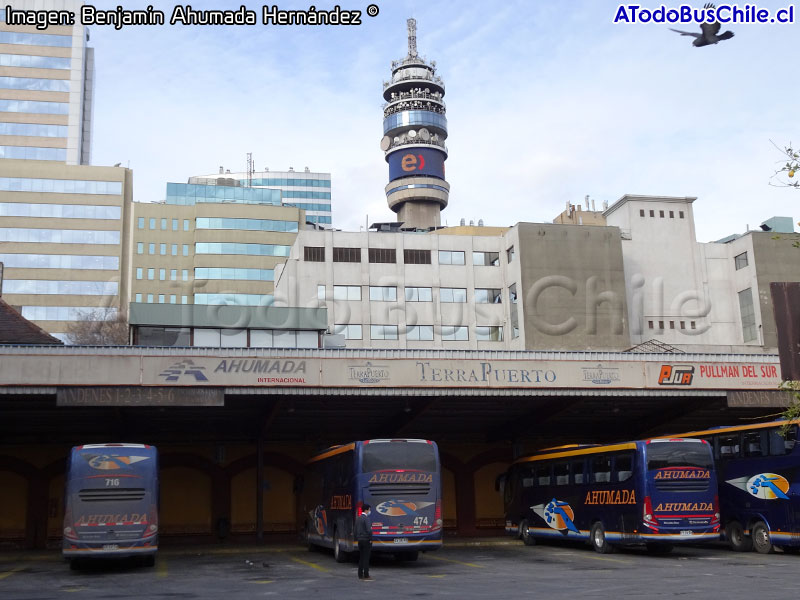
xmin=718 ymin=434 xmax=740 ymax=459
xmin=571 ymin=460 xmax=585 ymax=484
xmin=537 ymin=466 xmax=552 ymax=486
xmin=769 ymin=426 xmax=798 ymax=455
xmin=521 ymin=466 xmax=535 ymax=488
xmin=615 ymin=453 xmax=633 ymax=482
xmin=743 ymin=431 xmax=765 ymax=457
xmin=591 ymin=456 xmax=611 ymax=484
xmin=554 ymin=462 xmax=569 ymax=486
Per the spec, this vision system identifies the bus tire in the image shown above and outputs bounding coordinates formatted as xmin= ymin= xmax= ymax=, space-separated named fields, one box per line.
xmin=520 ymin=520 xmax=535 ymax=546
xmin=752 ymin=521 xmax=774 ymax=554
xmin=726 ymin=521 xmax=752 ymax=552
xmin=590 ymin=522 xmax=614 ymax=554
xmin=333 ymin=529 xmax=348 ymax=563
xmin=645 ymin=543 xmax=673 ymax=555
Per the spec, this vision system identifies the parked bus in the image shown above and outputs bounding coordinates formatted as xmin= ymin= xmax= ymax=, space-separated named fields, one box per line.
xmin=498 ymin=438 xmax=720 ymax=553
xmin=674 ymin=419 xmax=800 ymax=554
xmin=299 ymin=438 xmax=442 ymax=562
xmin=62 ymin=443 xmax=159 ymax=568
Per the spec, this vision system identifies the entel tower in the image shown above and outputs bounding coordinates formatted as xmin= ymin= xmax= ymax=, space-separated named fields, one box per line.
xmin=381 ymin=19 xmax=449 ymax=230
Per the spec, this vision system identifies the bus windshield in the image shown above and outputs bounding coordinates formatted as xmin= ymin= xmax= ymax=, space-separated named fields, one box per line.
xmin=362 ymin=441 xmax=437 ymax=472
xmin=646 ymin=441 xmax=713 ymax=471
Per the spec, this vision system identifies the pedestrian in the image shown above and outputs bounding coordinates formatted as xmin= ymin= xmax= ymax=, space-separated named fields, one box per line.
xmin=355 ymin=503 xmax=373 ymax=580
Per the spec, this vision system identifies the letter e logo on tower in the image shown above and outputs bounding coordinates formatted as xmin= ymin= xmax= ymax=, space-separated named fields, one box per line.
xmin=401 ymin=153 xmax=425 ymax=172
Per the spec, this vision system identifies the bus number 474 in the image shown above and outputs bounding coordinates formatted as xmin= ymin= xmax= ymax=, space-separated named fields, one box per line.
xmin=413 ymin=516 xmax=428 ymax=525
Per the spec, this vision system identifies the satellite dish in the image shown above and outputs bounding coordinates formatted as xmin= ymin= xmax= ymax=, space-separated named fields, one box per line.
xmin=393 ymin=136 xmax=400 ymax=144
xmin=407 ymin=129 xmax=417 ymax=138
xmin=418 ymin=128 xmax=430 ymax=141
xmin=380 ymin=135 xmax=391 ymax=151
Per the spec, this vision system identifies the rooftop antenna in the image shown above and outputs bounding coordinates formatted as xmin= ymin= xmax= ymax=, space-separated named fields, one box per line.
xmin=407 ymin=18 xmax=417 ymax=58
xmin=246 ymin=153 xmax=254 ymax=187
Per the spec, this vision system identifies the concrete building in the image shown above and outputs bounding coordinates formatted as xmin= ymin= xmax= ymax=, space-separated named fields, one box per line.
xmin=1 ymin=0 xmax=94 ymax=165
xmin=189 ymin=167 xmax=332 ymax=227
xmin=381 ymin=18 xmax=449 ymax=230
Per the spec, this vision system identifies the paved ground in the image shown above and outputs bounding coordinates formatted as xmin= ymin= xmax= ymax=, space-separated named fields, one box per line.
xmin=1 ymin=538 xmax=796 ymax=599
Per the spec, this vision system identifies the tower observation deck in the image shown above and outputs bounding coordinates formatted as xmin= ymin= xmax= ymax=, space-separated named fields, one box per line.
xmin=380 ymin=19 xmax=449 ymax=230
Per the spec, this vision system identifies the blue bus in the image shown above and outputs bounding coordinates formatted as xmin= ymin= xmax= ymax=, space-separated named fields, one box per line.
xmin=62 ymin=443 xmax=159 ymax=568
xmin=300 ymin=438 xmax=442 ymax=562
xmin=499 ymin=438 xmax=720 ymax=553
xmin=675 ymin=419 xmax=800 ymax=554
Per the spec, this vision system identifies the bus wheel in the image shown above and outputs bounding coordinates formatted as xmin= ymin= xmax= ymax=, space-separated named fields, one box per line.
xmin=752 ymin=521 xmax=774 ymax=554
xmin=726 ymin=521 xmax=752 ymax=552
xmin=645 ymin=543 xmax=673 ymax=555
xmin=333 ymin=530 xmax=348 ymax=563
xmin=520 ymin=520 xmax=535 ymax=546
xmin=590 ymin=522 xmax=614 ymax=554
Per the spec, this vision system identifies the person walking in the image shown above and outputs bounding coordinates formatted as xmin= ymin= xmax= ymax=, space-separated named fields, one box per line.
xmin=355 ymin=504 xmax=373 ymax=580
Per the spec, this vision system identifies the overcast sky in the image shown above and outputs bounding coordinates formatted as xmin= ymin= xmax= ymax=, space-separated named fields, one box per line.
xmin=89 ymin=0 xmax=798 ymax=241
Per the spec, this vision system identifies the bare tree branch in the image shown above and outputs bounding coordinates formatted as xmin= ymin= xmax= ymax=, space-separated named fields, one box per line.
xmin=64 ymin=309 xmax=129 ymax=345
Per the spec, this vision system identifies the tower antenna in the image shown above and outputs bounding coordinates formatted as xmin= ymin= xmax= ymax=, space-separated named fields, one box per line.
xmin=246 ymin=152 xmax=254 ymax=187
xmin=407 ymin=18 xmax=417 ymax=58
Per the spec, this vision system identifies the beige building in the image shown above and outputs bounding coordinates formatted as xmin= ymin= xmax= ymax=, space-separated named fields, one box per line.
xmin=0 ymin=160 xmax=133 ymax=341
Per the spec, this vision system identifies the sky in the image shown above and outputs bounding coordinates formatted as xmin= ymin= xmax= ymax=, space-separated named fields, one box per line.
xmin=88 ymin=0 xmax=799 ymax=242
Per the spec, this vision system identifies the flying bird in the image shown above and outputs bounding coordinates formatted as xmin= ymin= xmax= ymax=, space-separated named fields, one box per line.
xmin=670 ymin=3 xmax=734 ymax=47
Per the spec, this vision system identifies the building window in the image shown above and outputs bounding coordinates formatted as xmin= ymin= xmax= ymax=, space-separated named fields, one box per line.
xmin=475 ymin=288 xmax=502 ymax=304
xmin=181 ymin=295 xmax=188 ymax=304
xmin=669 ymin=211 xmax=674 ymax=218
xmin=368 ymin=248 xmax=396 ymax=263
xmin=158 ymin=294 xmax=165 ymax=303
xmin=182 ymin=245 xmax=189 ymax=257
xmin=136 ymin=267 xmax=143 ymax=280
xmin=137 ymin=242 xmax=143 ymax=254
xmin=332 ymin=247 xmax=361 ymax=262
xmin=738 ymin=288 xmax=757 ymax=343
xmin=161 ymin=218 xmax=167 ymax=230
xmin=439 ymin=250 xmax=465 ymax=265
xmin=440 ymin=288 xmax=467 ymax=303
xmin=135 ymin=293 xmax=142 ymax=302
xmin=659 ymin=210 xmax=664 ymax=218
xmin=691 ymin=321 xmax=696 ymax=329
xmin=172 ymin=219 xmax=178 ymax=231
xmin=148 ymin=243 xmax=155 ymax=255
xmin=669 ymin=321 xmax=675 ymax=329
xmin=137 ymin=217 xmax=144 ymax=229
xmin=147 ymin=294 xmax=154 ymax=303
xmin=170 ymin=269 xmax=177 ymax=281
xmin=304 ymin=246 xmax=325 ymax=262
xmin=405 ymin=287 xmax=432 ymax=302
xmin=317 ymin=285 xmax=326 ymax=300
xmin=159 ymin=268 xmax=166 ymax=280
xmin=476 ymin=326 xmax=503 ymax=341
xmin=147 ymin=268 xmax=154 ymax=280
xmin=649 ymin=210 xmax=655 ymax=217
xmin=441 ymin=326 xmax=468 ymax=341
xmin=335 ymin=324 xmax=362 ymax=340
xmin=679 ymin=211 xmax=685 ymax=218
xmin=371 ymin=325 xmax=398 ymax=340
xmin=149 ymin=218 xmax=156 ymax=229
xmin=473 ymin=251 xmax=500 ymax=266
xmin=734 ymin=251 xmax=748 ymax=270
xmin=333 ymin=285 xmax=361 ymax=301
xmin=509 ymin=283 xmax=518 ymax=303
xmin=171 ymin=244 xmax=177 ymax=256
xmin=183 ymin=219 xmax=190 ymax=231
xmin=507 ymin=246 xmax=515 ymax=263
xmin=639 ymin=209 xmax=645 ymax=217
xmin=160 ymin=243 xmax=166 ymax=255
xmin=407 ymin=325 xmax=434 ymax=341
xmin=182 ymin=269 xmax=189 ymax=281
xmin=658 ymin=320 xmax=664 ymax=329
xmin=680 ymin=321 xmax=686 ymax=329
xmin=170 ymin=294 xmax=176 ymax=304
xmin=648 ymin=320 xmax=654 ymax=329
xmin=403 ymin=249 xmax=431 ymax=265
xmin=369 ymin=286 xmax=397 ymax=301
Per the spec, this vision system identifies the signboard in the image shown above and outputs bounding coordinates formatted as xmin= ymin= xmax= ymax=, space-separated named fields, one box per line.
xmin=57 ymin=387 xmax=224 ymax=407
xmin=727 ymin=390 xmax=795 ymax=408
xmin=388 ymin=147 xmax=445 ymax=181
xmin=647 ymin=362 xmax=782 ymax=389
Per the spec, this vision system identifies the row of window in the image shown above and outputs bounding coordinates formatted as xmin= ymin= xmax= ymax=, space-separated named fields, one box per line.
xmin=0 ymin=122 xmax=67 ymax=137
xmin=136 ymin=268 xmax=189 ymax=281
xmin=707 ymin=427 xmax=796 ymax=460
xmin=639 ymin=208 xmax=685 ymax=219
xmin=136 ymin=242 xmax=189 ymax=256
xmin=0 ymin=31 xmax=73 ymax=48
xmin=0 ymin=146 xmax=66 ymax=161
xmin=304 ymin=215 xmax=332 ymax=224
xmin=282 ymin=202 xmax=331 ymax=211
xmin=137 ymin=217 xmax=190 ymax=231
xmin=0 ymin=177 xmax=122 ymax=195
xmin=0 ymin=228 xmax=120 ymax=244
xmin=0 ymin=253 xmax=119 ymax=270
xmin=195 ymin=217 xmax=299 ymax=233
xmin=135 ymin=326 xmax=319 ymax=348
xmin=304 ymin=247 xmax=509 ymax=266
xmin=382 ymin=110 xmax=448 ymax=135
xmin=323 ymin=285 xmax=504 ymax=304
xmin=0 ymin=99 xmax=69 ymax=115
xmin=0 ymin=202 xmax=120 ymax=220
xmin=514 ymin=454 xmax=634 ymax=490
xmin=281 ymin=190 xmax=331 ymax=200
xmin=3 ymin=279 xmax=118 ymax=296
xmin=133 ymin=293 xmax=275 ymax=306
xmin=334 ymin=324 xmax=504 ymax=342
xmin=647 ymin=319 xmax=697 ymax=330
xmin=195 ymin=242 xmax=291 ymax=257
xmin=165 ymin=183 xmax=281 ymax=205
xmin=135 ymin=293 xmax=188 ymax=305
xmin=247 ymin=178 xmax=331 ymax=188
xmin=0 ymin=76 xmax=70 ymax=92
xmin=22 ymin=306 xmax=118 ymax=322
xmin=0 ymin=53 xmax=71 ymax=69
